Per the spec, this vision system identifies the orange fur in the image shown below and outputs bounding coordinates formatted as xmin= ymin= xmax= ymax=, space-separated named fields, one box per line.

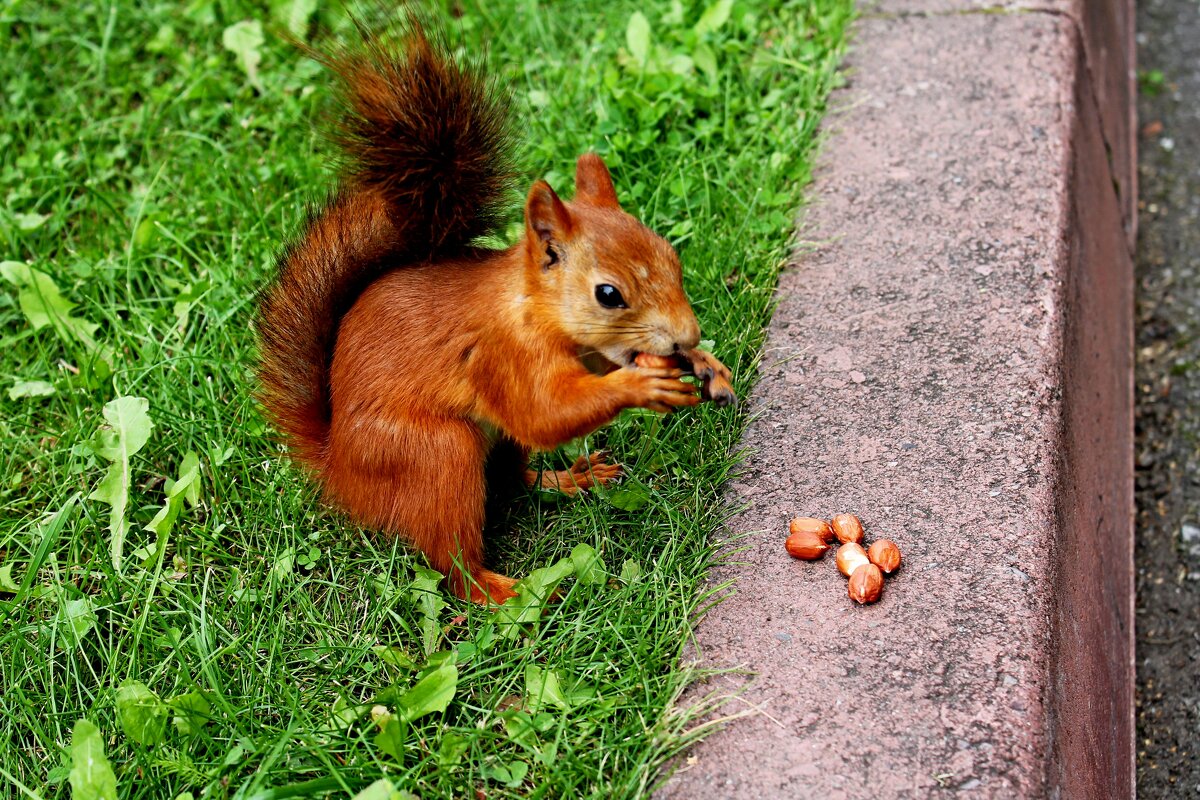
xmin=257 ymin=20 xmax=712 ymax=604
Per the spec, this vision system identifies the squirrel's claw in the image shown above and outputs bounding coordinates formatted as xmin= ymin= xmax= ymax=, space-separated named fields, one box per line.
xmin=679 ymin=348 xmax=737 ymax=408
xmin=526 ymin=452 xmax=621 ymax=495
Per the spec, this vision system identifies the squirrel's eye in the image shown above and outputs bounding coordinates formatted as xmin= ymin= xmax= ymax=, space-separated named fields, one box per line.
xmin=594 ymin=284 xmax=627 ymax=309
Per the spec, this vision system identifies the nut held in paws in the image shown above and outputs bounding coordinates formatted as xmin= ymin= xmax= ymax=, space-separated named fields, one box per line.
xmin=634 ymin=352 xmax=676 ymax=369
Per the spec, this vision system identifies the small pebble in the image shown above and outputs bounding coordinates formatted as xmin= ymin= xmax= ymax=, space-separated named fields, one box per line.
xmin=1008 ymin=566 xmax=1030 ymax=583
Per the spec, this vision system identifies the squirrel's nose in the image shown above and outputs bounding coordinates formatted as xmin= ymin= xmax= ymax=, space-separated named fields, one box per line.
xmin=674 ymin=320 xmax=701 ymax=352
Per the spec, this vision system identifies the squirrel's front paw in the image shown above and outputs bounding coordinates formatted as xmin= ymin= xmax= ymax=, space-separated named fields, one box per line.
xmin=633 ymin=350 xmax=736 ymax=408
xmin=615 ymin=365 xmax=700 ymax=413
xmin=681 ymin=349 xmax=737 ymax=408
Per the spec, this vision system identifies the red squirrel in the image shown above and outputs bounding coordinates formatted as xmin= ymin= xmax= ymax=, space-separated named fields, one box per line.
xmin=255 ymin=20 xmax=733 ymax=604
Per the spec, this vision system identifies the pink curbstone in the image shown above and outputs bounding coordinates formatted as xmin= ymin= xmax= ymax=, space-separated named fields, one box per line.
xmin=659 ymin=4 xmax=1134 ymax=798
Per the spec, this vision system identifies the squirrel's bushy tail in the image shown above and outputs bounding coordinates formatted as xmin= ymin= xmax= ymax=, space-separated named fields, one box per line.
xmin=256 ymin=18 xmax=515 ymax=471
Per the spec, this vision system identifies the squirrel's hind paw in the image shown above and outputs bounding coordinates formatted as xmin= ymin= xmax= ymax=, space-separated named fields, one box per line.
xmin=526 ymin=452 xmax=621 ymax=496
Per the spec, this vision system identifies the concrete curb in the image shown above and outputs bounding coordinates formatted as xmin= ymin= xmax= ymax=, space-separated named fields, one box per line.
xmin=659 ymin=3 xmax=1135 ymax=797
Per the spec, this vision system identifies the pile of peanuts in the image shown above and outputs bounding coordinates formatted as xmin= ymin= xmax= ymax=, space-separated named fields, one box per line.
xmin=784 ymin=514 xmax=902 ymax=604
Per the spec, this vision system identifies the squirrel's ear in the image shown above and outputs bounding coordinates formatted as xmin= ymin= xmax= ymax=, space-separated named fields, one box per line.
xmin=574 ymin=153 xmax=620 ymax=208
xmin=525 ymin=180 xmax=572 ymax=243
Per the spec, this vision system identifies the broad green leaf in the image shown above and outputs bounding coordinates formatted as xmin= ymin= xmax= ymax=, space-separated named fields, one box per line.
xmin=154 ymin=627 xmax=183 ymax=648
xmin=9 ymin=380 xmax=55 ymax=400
xmin=268 ymin=547 xmax=295 ymax=585
xmin=116 ymin=680 xmax=168 ymax=746
xmin=0 ymin=563 xmax=19 ymax=592
xmin=537 ymin=740 xmax=560 ymax=767
xmin=231 ymin=587 xmax=261 ymax=604
xmin=626 ymin=12 xmax=651 ymax=67
xmin=424 ymin=650 xmax=456 ymax=669
xmin=454 ymin=640 xmax=478 ymax=663
xmin=222 ymin=20 xmax=264 ymax=91
xmin=410 ymin=567 xmax=446 ymax=656
xmin=693 ymin=42 xmax=718 ymax=82
xmin=570 ymin=543 xmax=606 ymax=585
xmin=170 ymin=277 xmax=210 ymax=333
xmin=485 ymin=760 xmax=529 ymax=788
xmin=607 ymin=484 xmax=649 ymax=511
xmin=351 ymin=779 xmax=395 ymax=800
xmin=694 ymin=0 xmax=734 ymax=36
xmin=296 ymin=544 xmax=320 ymax=570
xmin=59 ymin=597 xmax=97 ymax=646
xmin=397 ymin=661 xmax=457 ymax=722
xmin=118 ymin=213 xmax=154 ymax=251
xmin=525 ymin=665 xmax=570 ymax=712
xmin=271 ymin=0 xmax=318 ymax=39
xmin=324 ymin=695 xmax=370 ymax=732
xmin=560 ymin=437 xmax=593 ymax=463
xmin=667 ymin=52 xmax=693 ymax=76
xmin=516 ymin=557 xmax=576 ymax=599
xmin=566 ymin=682 xmax=599 ymax=707
xmin=351 ymin=779 xmax=403 ymax=800
xmin=620 ymin=559 xmax=643 ymax=583
xmin=371 ymin=574 xmax=399 ymax=603
xmin=14 ymin=211 xmax=50 ymax=231
xmin=485 ymin=763 xmax=511 ymax=784
xmin=145 ymin=24 xmax=175 ymax=54
xmin=89 ymin=396 xmax=153 ymax=571
xmin=168 ymin=689 xmax=211 ymax=735
xmin=373 ymin=717 xmax=407 ymax=762
xmin=474 ymin=623 xmax=496 ymax=654
xmin=68 ymin=719 xmax=117 ymax=800
xmin=145 ymin=452 xmax=200 ymax=537
xmin=180 ymin=450 xmax=201 ymax=507
xmin=91 ymin=398 xmax=153 ymax=460
xmin=501 ymin=710 xmax=539 ymax=748
xmin=0 ymin=261 xmax=100 ymax=350
xmin=372 ymin=645 xmax=416 ymax=671
xmin=496 ymin=556 xmax=576 ymax=638
xmin=437 ymin=732 xmax=469 ymax=767
xmin=143 ymin=500 xmax=181 ymax=541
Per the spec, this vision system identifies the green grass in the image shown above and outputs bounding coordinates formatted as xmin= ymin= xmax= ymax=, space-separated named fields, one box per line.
xmin=0 ymin=1 xmax=852 ymax=797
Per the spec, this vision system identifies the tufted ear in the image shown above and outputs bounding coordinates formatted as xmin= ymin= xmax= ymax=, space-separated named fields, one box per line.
xmin=525 ymin=180 xmax=572 ymax=243
xmin=574 ymin=152 xmax=620 ymax=208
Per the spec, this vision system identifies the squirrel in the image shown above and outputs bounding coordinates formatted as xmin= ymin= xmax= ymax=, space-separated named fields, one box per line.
xmin=255 ymin=18 xmax=734 ymax=605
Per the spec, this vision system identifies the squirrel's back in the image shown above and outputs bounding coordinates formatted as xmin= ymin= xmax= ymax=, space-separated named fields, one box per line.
xmin=255 ymin=18 xmax=516 ymax=471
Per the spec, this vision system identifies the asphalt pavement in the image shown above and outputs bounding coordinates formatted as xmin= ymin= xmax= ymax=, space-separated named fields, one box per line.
xmin=1134 ymin=0 xmax=1200 ymax=794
